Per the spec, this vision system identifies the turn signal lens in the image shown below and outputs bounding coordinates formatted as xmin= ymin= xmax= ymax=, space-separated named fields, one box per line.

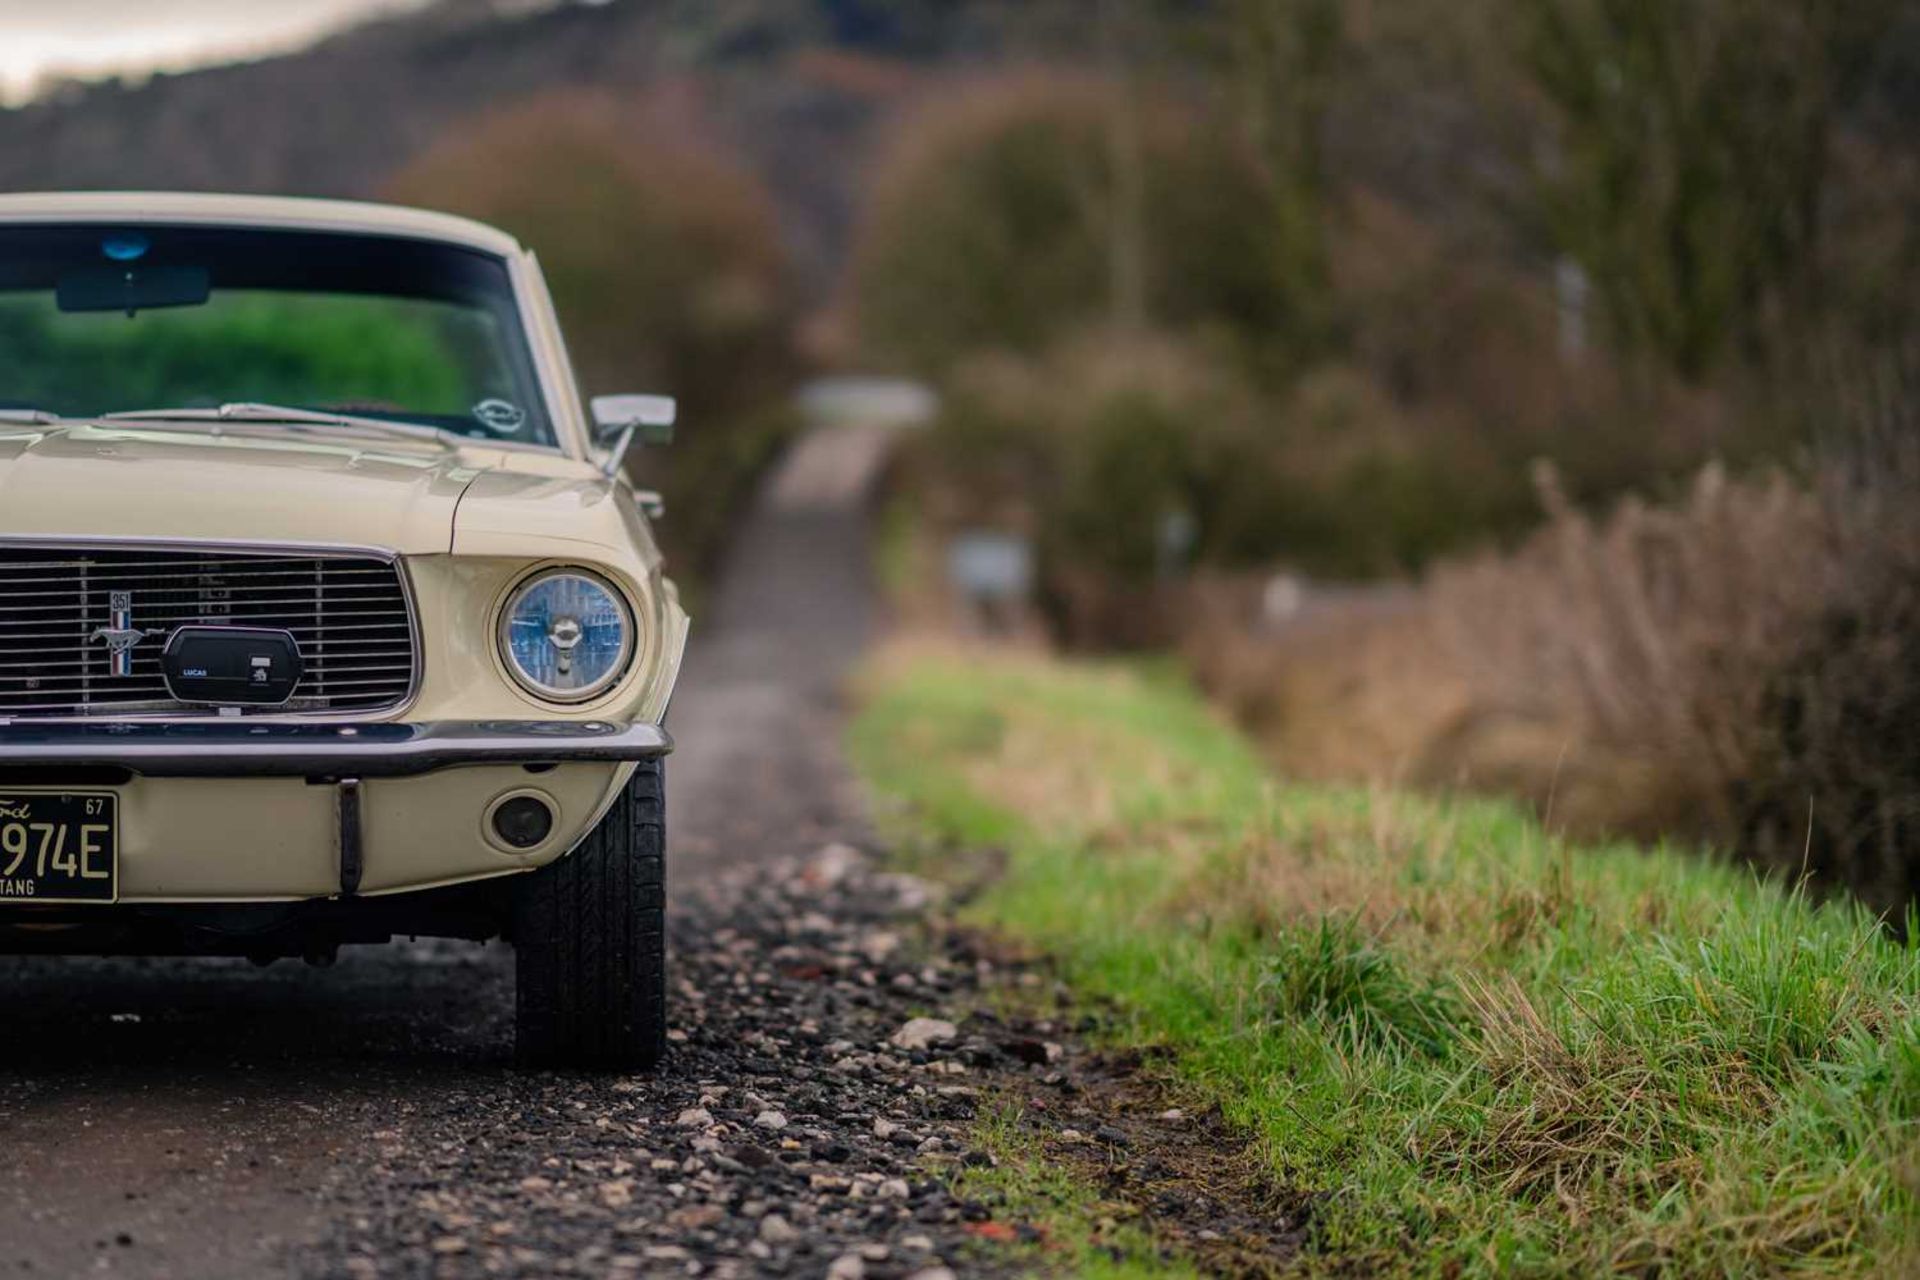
xmin=492 ymin=795 xmax=555 ymax=849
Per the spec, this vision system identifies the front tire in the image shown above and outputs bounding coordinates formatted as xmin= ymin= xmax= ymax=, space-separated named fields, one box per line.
xmin=512 ymin=758 xmax=667 ymax=1070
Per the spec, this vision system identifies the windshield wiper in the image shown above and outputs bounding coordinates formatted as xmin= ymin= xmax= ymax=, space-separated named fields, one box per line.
xmin=102 ymin=403 xmax=452 ymax=444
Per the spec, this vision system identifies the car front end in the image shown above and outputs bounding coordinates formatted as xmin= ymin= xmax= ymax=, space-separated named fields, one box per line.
xmin=0 ymin=536 xmax=682 ymax=911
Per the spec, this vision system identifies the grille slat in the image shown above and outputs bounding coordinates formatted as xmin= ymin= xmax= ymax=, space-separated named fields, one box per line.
xmin=0 ymin=545 xmax=417 ymax=718
xmin=0 ymin=657 xmax=416 ymax=672
xmin=2 ymin=586 xmax=403 ymax=603
xmin=6 ymin=557 xmax=399 ymax=573
xmin=5 ymin=568 xmax=398 ymax=585
xmin=0 ymin=594 xmax=399 ymax=610
xmin=0 ymin=608 xmax=408 ymax=621
xmin=0 ymin=625 xmax=410 ymax=641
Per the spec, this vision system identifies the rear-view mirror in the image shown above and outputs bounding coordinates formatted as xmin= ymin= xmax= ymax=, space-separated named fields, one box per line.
xmin=57 ymin=265 xmax=211 ymax=314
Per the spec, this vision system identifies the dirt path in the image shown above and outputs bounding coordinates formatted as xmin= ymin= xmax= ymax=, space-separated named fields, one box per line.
xmin=666 ymin=419 xmax=896 ymax=869
xmin=0 ymin=421 xmax=932 ymax=1280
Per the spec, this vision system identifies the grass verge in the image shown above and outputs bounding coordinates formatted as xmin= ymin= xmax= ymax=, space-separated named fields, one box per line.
xmin=850 ymin=643 xmax=1920 ymax=1277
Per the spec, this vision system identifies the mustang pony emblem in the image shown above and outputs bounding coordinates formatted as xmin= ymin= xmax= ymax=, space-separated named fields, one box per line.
xmin=88 ymin=591 xmax=162 ymax=676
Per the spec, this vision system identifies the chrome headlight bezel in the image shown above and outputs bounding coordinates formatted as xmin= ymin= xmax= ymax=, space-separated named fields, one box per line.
xmin=495 ymin=566 xmax=637 ymax=705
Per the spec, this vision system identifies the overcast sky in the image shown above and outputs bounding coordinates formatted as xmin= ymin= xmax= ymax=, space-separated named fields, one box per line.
xmin=0 ymin=0 xmax=434 ymax=104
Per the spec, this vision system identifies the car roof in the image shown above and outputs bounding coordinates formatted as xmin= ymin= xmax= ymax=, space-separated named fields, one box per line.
xmin=0 ymin=192 xmax=524 ymax=258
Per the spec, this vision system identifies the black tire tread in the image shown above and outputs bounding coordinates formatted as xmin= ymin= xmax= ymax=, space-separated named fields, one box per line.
xmin=512 ymin=759 xmax=666 ymax=1070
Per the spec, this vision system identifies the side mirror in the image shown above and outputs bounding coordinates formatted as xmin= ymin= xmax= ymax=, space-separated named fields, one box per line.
xmin=590 ymin=394 xmax=677 ymax=477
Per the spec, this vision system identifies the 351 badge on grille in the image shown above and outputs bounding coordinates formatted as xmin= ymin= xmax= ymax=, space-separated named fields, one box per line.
xmin=89 ymin=590 xmax=163 ymax=676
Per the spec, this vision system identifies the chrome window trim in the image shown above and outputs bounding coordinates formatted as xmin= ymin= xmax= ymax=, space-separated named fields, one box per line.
xmin=0 ymin=217 xmax=575 ymax=457
xmin=0 ymin=534 xmax=422 ymax=725
xmin=511 ymin=248 xmax=591 ymax=461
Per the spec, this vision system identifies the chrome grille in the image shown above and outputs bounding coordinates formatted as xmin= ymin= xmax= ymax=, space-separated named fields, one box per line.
xmin=0 ymin=545 xmax=416 ymax=718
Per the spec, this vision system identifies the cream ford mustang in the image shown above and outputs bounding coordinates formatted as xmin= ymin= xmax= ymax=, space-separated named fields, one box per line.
xmin=0 ymin=193 xmax=689 ymax=1069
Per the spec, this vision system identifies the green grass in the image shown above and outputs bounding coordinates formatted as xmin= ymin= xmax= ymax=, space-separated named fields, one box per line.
xmin=850 ymin=647 xmax=1920 ymax=1277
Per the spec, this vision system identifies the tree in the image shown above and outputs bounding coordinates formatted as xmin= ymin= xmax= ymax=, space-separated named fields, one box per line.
xmin=852 ymin=74 xmax=1318 ymax=378
xmin=385 ymin=91 xmax=792 ymax=424
xmin=1220 ymin=0 xmax=1343 ymax=343
xmin=1518 ymin=0 xmax=1898 ymax=379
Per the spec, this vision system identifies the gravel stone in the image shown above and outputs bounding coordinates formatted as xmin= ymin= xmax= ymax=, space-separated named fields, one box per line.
xmin=805 ymin=843 xmax=865 ymax=890
xmin=286 ymin=831 xmax=1058 ymax=1278
xmin=890 ymin=1018 xmax=959 ymax=1051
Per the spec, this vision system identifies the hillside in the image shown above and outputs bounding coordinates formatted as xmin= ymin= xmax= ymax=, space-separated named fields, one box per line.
xmin=0 ymin=0 xmax=1077 ymax=292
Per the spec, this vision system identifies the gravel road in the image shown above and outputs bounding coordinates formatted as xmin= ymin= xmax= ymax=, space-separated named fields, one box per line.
xmin=0 ymin=423 xmax=1026 ymax=1280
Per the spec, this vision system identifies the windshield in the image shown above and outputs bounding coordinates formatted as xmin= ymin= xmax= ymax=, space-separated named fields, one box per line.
xmin=0 ymin=225 xmax=555 ymax=446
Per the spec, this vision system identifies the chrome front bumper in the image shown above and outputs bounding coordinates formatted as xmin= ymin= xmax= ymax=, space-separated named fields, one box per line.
xmin=0 ymin=719 xmax=673 ymax=778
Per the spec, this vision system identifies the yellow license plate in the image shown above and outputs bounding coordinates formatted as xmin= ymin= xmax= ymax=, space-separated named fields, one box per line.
xmin=0 ymin=792 xmax=118 ymax=904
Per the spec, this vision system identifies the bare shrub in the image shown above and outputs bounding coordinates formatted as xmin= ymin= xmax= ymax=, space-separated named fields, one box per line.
xmin=1424 ymin=404 xmax=1920 ymax=908
xmin=1329 ymin=191 xmax=1736 ymax=511
xmin=1182 ymin=407 xmax=1920 ymax=912
xmin=1430 ymin=463 xmax=1831 ymax=842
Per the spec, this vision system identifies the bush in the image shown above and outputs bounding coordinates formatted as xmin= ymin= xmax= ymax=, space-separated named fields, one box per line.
xmin=850 ymin=74 xmax=1325 ymax=379
xmin=884 ymin=158 xmax=1759 ymax=642
xmin=927 ymin=334 xmax=1298 ymax=646
xmin=922 ymin=323 xmax=1712 ymax=649
xmin=1173 ymin=362 xmax=1920 ymax=916
xmin=1427 ymin=430 xmax=1920 ymax=913
xmin=1746 ymin=413 xmax=1920 ymax=913
xmin=1327 ymin=191 xmax=1747 ymax=520
xmin=384 ymin=91 xmax=798 ymax=585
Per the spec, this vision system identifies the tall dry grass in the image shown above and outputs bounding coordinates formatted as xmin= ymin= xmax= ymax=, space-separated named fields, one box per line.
xmin=1428 ymin=462 xmax=1832 ymax=843
xmin=1185 ymin=370 xmax=1920 ymax=912
xmin=1179 ymin=574 xmax=1464 ymax=786
xmin=1434 ymin=387 xmax=1920 ymax=911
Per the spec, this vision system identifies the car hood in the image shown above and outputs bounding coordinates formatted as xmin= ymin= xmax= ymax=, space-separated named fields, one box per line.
xmin=0 ymin=421 xmax=492 ymax=554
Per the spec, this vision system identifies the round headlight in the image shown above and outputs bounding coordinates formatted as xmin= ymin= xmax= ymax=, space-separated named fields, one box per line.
xmin=498 ymin=569 xmax=635 ymax=703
